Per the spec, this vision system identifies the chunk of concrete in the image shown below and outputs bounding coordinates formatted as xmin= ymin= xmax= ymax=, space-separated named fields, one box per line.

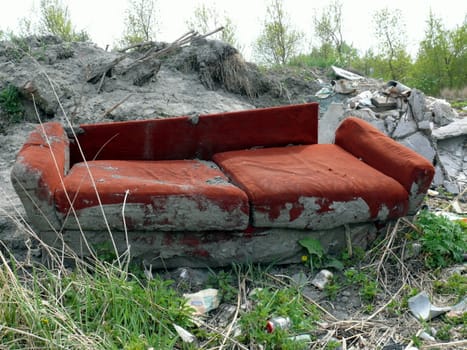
xmin=399 ymin=132 xmax=436 ymax=162
xmin=437 ymin=136 xmax=465 ymax=178
xmin=318 ymin=102 xmax=346 ymax=144
xmin=432 ymin=118 xmax=467 ymax=140
xmin=430 ymin=99 xmax=458 ymax=126
xmin=407 ymin=89 xmax=427 ymax=122
xmin=392 ymin=114 xmax=418 ymax=139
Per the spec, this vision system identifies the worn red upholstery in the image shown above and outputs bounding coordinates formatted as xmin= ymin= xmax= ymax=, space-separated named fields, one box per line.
xmin=213 ymin=144 xmax=409 ymax=229
xmin=69 ymin=103 xmax=318 ymax=165
xmin=335 ymin=117 xmax=435 ymax=213
xmin=54 ymin=159 xmax=249 ymax=231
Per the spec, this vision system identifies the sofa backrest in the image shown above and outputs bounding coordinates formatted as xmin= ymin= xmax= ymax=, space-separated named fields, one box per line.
xmin=69 ymin=103 xmax=318 ymax=165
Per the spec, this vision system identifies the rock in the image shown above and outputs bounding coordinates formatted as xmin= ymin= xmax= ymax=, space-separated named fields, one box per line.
xmin=399 ymin=132 xmax=436 ymax=162
xmin=392 ymin=114 xmax=418 ymax=139
xmin=318 ymin=102 xmax=346 ymax=143
xmin=443 ymin=180 xmax=459 ymax=194
xmin=429 ymin=99 xmax=458 ymax=126
xmin=432 ymin=118 xmax=467 ymax=140
xmin=311 ymin=269 xmax=333 ymax=290
xmin=407 ymin=89 xmax=427 ymax=122
xmin=437 ymin=136 xmax=465 ymax=178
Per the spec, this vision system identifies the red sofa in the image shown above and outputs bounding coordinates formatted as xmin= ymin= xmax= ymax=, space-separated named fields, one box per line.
xmin=11 ymin=103 xmax=434 ymax=267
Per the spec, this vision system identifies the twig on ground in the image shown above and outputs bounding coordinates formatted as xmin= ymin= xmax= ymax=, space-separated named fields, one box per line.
xmin=99 ymin=93 xmax=133 ymax=119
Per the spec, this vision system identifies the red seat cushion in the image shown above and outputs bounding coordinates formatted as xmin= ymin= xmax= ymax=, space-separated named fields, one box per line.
xmin=54 ymin=160 xmax=249 ymax=231
xmin=213 ymin=144 xmax=409 ymax=229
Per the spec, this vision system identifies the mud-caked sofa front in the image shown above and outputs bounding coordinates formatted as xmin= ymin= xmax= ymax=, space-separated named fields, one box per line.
xmin=11 ymin=103 xmax=435 ymax=266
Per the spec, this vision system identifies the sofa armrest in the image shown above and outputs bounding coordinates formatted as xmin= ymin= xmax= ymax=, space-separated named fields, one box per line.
xmin=11 ymin=122 xmax=69 ymax=230
xmin=335 ymin=117 xmax=434 ymax=214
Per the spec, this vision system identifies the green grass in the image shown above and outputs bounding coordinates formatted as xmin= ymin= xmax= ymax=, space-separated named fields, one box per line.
xmin=0 ymin=84 xmax=24 ymax=123
xmin=0 ymin=255 xmax=194 ymax=349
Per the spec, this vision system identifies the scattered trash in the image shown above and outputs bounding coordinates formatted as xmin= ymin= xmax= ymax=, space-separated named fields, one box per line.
xmin=332 ymin=79 xmax=356 ymax=94
xmin=266 ymin=316 xmax=291 ymax=333
xmin=311 ymin=269 xmax=333 ymax=290
xmin=408 ymin=291 xmax=452 ymax=320
xmin=212 ymin=303 xmax=237 ymax=327
xmin=446 ymin=297 xmax=467 ymax=319
xmin=348 ymin=90 xmax=373 ymax=108
xmin=385 ymin=80 xmax=411 ymax=97
xmin=183 ymin=288 xmax=220 ymax=315
xmin=315 ymin=86 xmax=334 ymax=99
xmin=288 ymin=334 xmax=312 ymax=342
xmin=427 ymin=189 xmax=439 ymax=196
xmin=173 ymin=323 xmax=197 ymax=344
xmin=331 ymin=66 xmax=364 ymax=80
xmin=434 ymin=211 xmax=467 ymax=223
xmin=418 ymin=331 xmax=436 ymax=342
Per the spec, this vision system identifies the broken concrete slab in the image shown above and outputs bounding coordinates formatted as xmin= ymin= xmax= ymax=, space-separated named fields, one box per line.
xmin=429 ymin=98 xmax=458 ymax=126
xmin=318 ymin=102 xmax=345 ymax=144
xmin=437 ymin=136 xmax=466 ymax=179
xmin=432 ymin=118 xmax=467 ymax=140
xmin=399 ymin=132 xmax=436 ymax=163
xmin=331 ymin=66 xmax=364 ymax=80
xmin=392 ymin=115 xmax=418 ymax=139
xmin=407 ymin=89 xmax=427 ymax=122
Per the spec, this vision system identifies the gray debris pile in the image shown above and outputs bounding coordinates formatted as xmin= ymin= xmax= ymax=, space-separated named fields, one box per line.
xmin=317 ymin=66 xmax=466 ymax=199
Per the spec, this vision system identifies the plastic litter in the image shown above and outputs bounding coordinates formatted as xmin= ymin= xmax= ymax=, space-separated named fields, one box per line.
xmin=311 ymin=269 xmax=333 ymax=290
xmin=315 ymin=87 xmax=334 ymax=99
xmin=408 ymin=291 xmax=452 ymax=320
xmin=183 ymin=288 xmax=220 ymax=315
xmin=173 ymin=323 xmax=197 ymax=344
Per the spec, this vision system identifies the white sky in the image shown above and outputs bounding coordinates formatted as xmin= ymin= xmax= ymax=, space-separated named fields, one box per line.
xmin=1 ymin=0 xmax=466 ymax=60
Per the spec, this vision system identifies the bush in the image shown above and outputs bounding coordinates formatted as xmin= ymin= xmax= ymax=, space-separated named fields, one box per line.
xmin=0 ymin=84 xmax=24 ymax=123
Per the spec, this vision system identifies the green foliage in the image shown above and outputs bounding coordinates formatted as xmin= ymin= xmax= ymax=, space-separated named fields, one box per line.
xmin=299 ymin=237 xmax=344 ymax=273
xmin=372 ymin=7 xmax=411 ymax=80
xmin=414 ymin=210 xmax=467 ymax=268
xmin=0 ymin=84 xmax=24 ymax=123
xmin=239 ymin=287 xmax=319 ymax=348
xmin=0 ymin=261 xmax=194 ymax=348
xmin=408 ymin=13 xmax=467 ymax=96
xmin=207 ymin=269 xmax=238 ymax=302
xmin=344 ymin=268 xmax=380 ymax=303
xmin=119 ymin=0 xmax=159 ymax=48
xmin=253 ymin=0 xmax=303 ymax=65
xmin=433 ymin=274 xmax=466 ymax=301
xmin=39 ymin=0 xmax=89 ymax=42
xmin=186 ymin=4 xmax=241 ymax=50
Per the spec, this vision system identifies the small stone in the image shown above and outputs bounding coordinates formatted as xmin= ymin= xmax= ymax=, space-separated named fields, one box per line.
xmin=443 ymin=181 xmax=459 ymax=194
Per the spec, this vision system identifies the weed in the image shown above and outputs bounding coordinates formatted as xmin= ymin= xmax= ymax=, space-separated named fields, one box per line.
xmin=239 ymin=287 xmax=320 ymax=348
xmin=433 ymin=274 xmax=466 ymax=301
xmin=414 ymin=210 xmax=467 ymax=268
xmin=299 ymin=237 xmax=344 ymax=273
xmin=0 ymin=257 xmax=194 ymax=349
xmin=324 ymin=280 xmax=340 ymax=300
xmin=343 ymin=268 xmax=380 ymax=304
xmin=206 ymin=269 xmax=238 ymax=302
xmin=0 ymin=84 xmax=24 ymax=123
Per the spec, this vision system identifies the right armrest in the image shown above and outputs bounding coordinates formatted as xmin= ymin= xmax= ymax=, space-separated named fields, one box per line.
xmin=335 ymin=117 xmax=434 ymax=214
xmin=11 ymin=122 xmax=69 ymax=230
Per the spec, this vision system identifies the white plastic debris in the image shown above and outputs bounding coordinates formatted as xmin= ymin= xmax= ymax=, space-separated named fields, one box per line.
xmin=183 ymin=288 xmax=220 ymax=315
xmin=331 ymin=66 xmax=364 ymax=80
xmin=408 ymin=291 xmax=452 ymax=320
xmin=173 ymin=323 xmax=197 ymax=343
xmin=315 ymin=87 xmax=334 ymax=99
xmin=311 ymin=269 xmax=333 ymax=290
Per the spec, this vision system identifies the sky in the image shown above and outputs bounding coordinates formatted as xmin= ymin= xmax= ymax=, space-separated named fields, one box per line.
xmin=1 ymin=0 xmax=466 ymax=60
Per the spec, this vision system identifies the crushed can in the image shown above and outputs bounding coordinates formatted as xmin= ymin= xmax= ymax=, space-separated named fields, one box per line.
xmin=266 ymin=316 xmax=291 ymax=333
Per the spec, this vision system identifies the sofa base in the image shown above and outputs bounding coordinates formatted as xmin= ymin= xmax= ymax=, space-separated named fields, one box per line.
xmin=39 ymin=223 xmax=380 ymax=268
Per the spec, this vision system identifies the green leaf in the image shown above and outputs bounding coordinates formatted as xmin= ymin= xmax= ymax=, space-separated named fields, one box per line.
xmin=298 ymin=237 xmax=324 ymax=258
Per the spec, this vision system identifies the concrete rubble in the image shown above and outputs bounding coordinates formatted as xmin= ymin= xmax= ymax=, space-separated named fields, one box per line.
xmin=316 ymin=67 xmax=466 ymax=197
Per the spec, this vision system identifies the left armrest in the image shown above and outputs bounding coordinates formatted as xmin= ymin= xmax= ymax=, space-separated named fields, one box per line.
xmin=335 ymin=117 xmax=434 ymax=214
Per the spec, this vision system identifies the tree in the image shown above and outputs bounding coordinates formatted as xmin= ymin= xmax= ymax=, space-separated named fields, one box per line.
xmin=373 ymin=8 xmax=411 ymax=80
xmin=119 ymin=0 xmax=159 ymax=47
xmin=253 ymin=0 xmax=303 ymax=65
xmin=39 ymin=0 xmax=89 ymax=42
xmin=186 ymin=3 xmax=240 ymax=49
xmin=313 ymin=0 xmax=345 ymax=62
xmin=409 ymin=12 xmax=467 ymax=95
